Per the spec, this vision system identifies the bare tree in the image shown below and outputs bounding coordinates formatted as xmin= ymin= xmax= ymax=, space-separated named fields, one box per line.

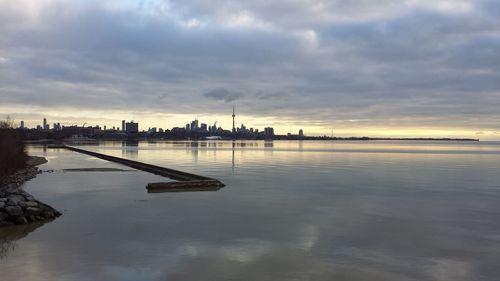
xmin=0 ymin=115 xmax=13 ymax=129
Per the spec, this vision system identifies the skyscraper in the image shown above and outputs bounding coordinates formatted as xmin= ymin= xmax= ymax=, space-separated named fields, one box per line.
xmin=43 ymin=118 xmax=48 ymax=130
xmin=125 ymin=121 xmax=139 ymax=133
xmin=20 ymin=121 xmax=24 ymax=129
xmin=232 ymin=105 xmax=236 ymax=133
xmin=122 ymin=120 xmax=126 ymax=132
xmin=264 ymin=127 xmax=274 ymax=138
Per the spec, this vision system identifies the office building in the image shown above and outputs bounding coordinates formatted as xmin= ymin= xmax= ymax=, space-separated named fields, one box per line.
xmin=264 ymin=127 xmax=274 ymax=138
xmin=299 ymin=129 xmax=304 ymax=137
xmin=122 ymin=120 xmax=126 ymax=132
xmin=125 ymin=121 xmax=139 ymax=133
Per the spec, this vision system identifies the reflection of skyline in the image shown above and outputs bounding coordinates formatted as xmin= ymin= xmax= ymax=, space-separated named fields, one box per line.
xmin=121 ymin=140 xmax=138 ymax=158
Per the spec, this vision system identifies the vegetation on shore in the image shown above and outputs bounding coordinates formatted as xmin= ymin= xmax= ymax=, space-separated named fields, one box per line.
xmin=0 ymin=116 xmax=28 ymax=180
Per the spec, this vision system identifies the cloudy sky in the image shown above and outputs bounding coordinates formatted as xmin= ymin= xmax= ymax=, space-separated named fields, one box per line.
xmin=1 ymin=0 xmax=499 ymax=139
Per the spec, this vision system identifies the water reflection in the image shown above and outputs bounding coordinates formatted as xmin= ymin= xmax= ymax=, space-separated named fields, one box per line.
xmin=121 ymin=140 xmax=139 ymax=159
xmin=1 ymin=141 xmax=499 ymax=281
xmin=0 ymin=221 xmax=52 ymax=260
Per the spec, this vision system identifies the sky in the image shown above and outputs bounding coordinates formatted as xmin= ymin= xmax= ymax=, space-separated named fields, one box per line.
xmin=1 ymin=0 xmax=499 ymax=139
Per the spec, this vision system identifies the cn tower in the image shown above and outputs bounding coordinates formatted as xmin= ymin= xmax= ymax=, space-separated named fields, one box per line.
xmin=232 ymin=105 xmax=236 ymax=133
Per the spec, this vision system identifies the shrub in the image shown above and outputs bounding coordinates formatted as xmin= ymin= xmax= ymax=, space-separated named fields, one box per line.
xmin=0 ymin=129 xmax=28 ymax=177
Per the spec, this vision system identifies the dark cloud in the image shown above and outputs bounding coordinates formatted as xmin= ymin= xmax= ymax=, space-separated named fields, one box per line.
xmin=203 ymin=87 xmax=244 ymax=102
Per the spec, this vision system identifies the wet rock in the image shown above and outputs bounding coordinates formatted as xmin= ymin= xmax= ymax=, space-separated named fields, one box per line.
xmin=0 ymin=198 xmax=7 ymax=202
xmin=0 ymin=201 xmax=5 ymax=209
xmin=15 ymin=216 xmax=28 ymax=225
xmin=8 ymin=195 xmax=25 ymax=204
xmin=5 ymin=206 xmax=23 ymax=217
xmin=42 ymin=211 xmax=55 ymax=218
xmin=25 ymin=201 xmax=38 ymax=208
xmin=6 ymin=199 xmax=18 ymax=206
xmin=25 ymin=207 xmax=41 ymax=217
xmin=0 ymin=221 xmax=14 ymax=226
xmin=0 ymin=211 xmax=8 ymax=221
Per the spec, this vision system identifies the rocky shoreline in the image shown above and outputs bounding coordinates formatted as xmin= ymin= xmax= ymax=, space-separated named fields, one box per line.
xmin=0 ymin=157 xmax=61 ymax=227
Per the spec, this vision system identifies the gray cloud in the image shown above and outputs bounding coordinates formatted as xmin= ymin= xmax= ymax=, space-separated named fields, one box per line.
xmin=0 ymin=0 xmax=499 ymax=134
xmin=203 ymin=87 xmax=244 ymax=102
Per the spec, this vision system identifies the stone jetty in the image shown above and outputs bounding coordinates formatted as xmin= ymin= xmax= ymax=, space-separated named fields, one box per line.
xmin=0 ymin=157 xmax=61 ymax=227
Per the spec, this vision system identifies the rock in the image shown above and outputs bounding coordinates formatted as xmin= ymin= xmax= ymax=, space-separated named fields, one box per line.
xmin=25 ymin=207 xmax=41 ymax=216
xmin=0 ymin=201 xmax=4 ymax=209
xmin=0 ymin=198 xmax=7 ymax=202
xmin=6 ymin=183 xmax=17 ymax=190
xmin=41 ymin=211 xmax=54 ymax=218
xmin=25 ymin=196 xmax=35 ymax=201
xmin=5 ymin=206 xmax=23 ymax=217
xmin=6 ymin=199 xmax=17 ymax=206
xmin=0 ymin=211 xmax=9 ymax=221
xmin=25 ymin=201 xmax=38 ymax=208
xmin=18 ymin=201 xmax=27 ymax=208
xmin=15 ymin=216 xmax=28 ymax=225
xmin=8 ymin=195 xmax=25 ymax=205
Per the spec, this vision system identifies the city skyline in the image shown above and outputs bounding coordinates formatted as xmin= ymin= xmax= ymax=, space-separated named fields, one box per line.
xmin=1 ymin=1 xmax=500 ymax=140
xmin=9 ymin=107 xmax=288 ymax=138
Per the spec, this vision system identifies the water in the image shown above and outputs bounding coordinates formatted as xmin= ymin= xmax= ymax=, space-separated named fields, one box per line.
xmin=1 ymin=140 xmax=500 ymax=281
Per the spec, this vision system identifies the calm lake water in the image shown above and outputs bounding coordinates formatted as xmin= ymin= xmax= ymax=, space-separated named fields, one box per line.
xmin=1 ymin=140 xmax=500 ymax=281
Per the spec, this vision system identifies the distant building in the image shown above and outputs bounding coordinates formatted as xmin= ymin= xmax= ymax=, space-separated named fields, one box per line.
xmin=186 ymin=124 xmax=190 ymax=131
xmin=264 ymin=127 xmax=274 ymax=138
xmin=53 ymin=123 xmax=62 ymax=131
xmin=299 ymin=129 xmax=304 ymax=137
xmin=20 ymin=121 xmax=25 ymax=129
xmin=125 ymin=121 xmax=139 ymax=133
xmin=200 ymin=123 xmax=207 ymax=132
xmin=122 ymin=120 xmax=126 ymax=132
xmin=43 ymin=118 xmax=49 ymax=130
xmin=190 ymin=119 xmax=199 ymax=130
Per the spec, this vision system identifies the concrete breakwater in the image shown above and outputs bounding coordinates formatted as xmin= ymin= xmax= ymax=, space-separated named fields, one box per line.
xmin=62 ymin=146 xmax=225 ymax=192
xmin=0 ymin=157 xmax=61 ymax=227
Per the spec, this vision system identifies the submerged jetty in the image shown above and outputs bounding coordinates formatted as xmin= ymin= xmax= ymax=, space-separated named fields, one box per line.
xmin=61 ymin=146 xmax=225 ymax=192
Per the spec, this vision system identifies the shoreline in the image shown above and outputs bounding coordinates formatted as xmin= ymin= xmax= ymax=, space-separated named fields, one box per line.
xmin=0 ymin=156 xmax=61 ymax=227
xmin=24 ymin=137 xmax=481 ymax=143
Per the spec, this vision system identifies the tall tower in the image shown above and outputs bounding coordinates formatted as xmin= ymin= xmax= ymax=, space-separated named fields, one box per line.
xmin=232 ymin=105 xmax=236 ymax=133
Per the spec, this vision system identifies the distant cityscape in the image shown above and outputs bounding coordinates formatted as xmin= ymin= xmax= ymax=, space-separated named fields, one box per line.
xmin=11 ymin=106 xmax=479 ymax=142
xmin=14 ymin=107 xmax=308 ymax=141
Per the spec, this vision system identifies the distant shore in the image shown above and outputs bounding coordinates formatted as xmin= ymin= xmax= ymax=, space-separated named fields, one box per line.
xmin=23 ymin=137 xmax=480 ymax=144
